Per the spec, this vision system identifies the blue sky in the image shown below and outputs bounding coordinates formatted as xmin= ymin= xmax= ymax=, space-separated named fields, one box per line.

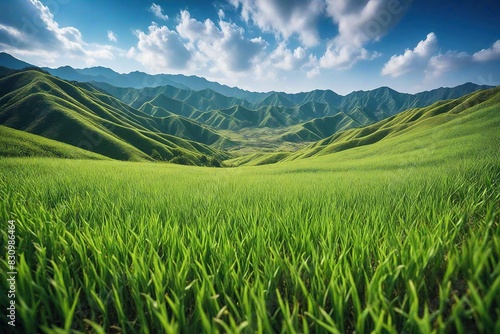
xmin=1 ymin=0 xmax=499 ymax=94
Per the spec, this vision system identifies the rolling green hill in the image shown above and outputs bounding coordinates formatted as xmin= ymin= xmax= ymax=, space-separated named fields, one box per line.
xmin=0 ymin=125 xmax=109 ymax=159
xmin=0 ymin=56 xmax=496 ymax=164
xmin=0 ymin=69 xmax=230 ymax=165
xmin=94 ymin=78 xmax=492 ymax=144
xmin=226 ymin=86 xmax=500 ymax=166
xmin=92 ymin=81 xmax=253 ymax=112
xmin=1 ymin=53 xmax=492 ymax=133
xmin=140 ymin=94 xmax=196 ymax=118
xmin=288 ymin=86 xmax=500 ymax=161
xmin=280 ymin=112 xmax=361 ymax=142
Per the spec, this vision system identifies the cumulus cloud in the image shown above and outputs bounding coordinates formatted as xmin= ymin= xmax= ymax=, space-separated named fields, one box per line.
xmin=176 ymin=10 xmax=267 ymax=74
xmin=229 ymin=0 xmax=412 ymax=69
xmin=320 ymin=44 xmax=380 ymax=70
xmin=228 ymin=0 xmax=410 ymax=71
xmin=383 ymin=34 xmax=500 ymax=79
xmin=107 ymin=30 xmax=117 ymax=43
xmin=128 ymin=23 xmax=191 ymax=72
xmin=149 ymin=3 xmax=168 ymax=21
xmin=472 ymin=40 xmax=500 ymax=62
xmin=269 ymin=43 xmax=311 ymax=71
xmin=381 ymin=32 xmax=438 ymax=77
xmin=229 ymin=0 xmax=325 ymax=47
xmin=325 ymin=0 xmax=409 ymax=47
xmin=128 ymin=9 xmax=268 ymax=77
xmin=306 ymin=66 xmax=321 ymax=78
xmin=0 ymin=0 xmax=115 ymax=66
xmin=427 ymin=51 xmax=471 ymax=78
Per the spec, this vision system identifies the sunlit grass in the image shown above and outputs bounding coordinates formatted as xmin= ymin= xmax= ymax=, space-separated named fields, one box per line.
xmin=1 ymin=82 xmax=499 ymax=334
xmin=0 ymin=149 xmax=498 ymax=333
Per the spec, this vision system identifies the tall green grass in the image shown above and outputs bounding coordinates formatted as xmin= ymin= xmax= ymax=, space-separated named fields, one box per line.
xmin=0 ymin=152 xmax=498 ymax=333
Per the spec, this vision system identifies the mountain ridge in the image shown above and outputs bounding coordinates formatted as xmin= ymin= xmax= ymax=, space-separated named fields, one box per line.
xmin=1 ymin=53 xmax=497 ymax=161
xmin=0 ymin=69 xmax=230 ymax=165
xmin=226 ymin=86 xmax=500 ymax=166
xmin=0 ymin=52 xmax=492 ymax=105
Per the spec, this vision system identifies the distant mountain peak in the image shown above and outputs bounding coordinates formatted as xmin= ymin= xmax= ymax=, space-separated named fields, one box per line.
xmin=0 ymin=52 xmax=34 ymax=70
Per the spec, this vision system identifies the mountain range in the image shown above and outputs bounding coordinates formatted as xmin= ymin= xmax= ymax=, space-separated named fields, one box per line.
xmin=0 ymin=69 xmax=229 ymax=165
xmin=0 ymin=52 xmax=497 ymax=166
xmin=226 ymin=86 xmax=500 ymax=166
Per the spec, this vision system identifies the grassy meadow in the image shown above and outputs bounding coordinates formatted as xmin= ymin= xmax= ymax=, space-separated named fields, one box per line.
xmin=0 ymin=81 xmax=499 ymax=333
xmin=1 ymin=117 xmax=499 ymax=333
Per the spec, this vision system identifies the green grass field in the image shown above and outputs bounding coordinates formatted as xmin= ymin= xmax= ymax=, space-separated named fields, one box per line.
xmin=1 ymin=74 xmax=499 ymax=332
xmin=1 ymin=111 xmax=499 ymax=332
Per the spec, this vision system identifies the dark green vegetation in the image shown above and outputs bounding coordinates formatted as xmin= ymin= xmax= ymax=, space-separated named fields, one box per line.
xmin=0 ymin=53 xmax=499 ymax=333
xmin=93 ymin=81 xmax=490 ymax=133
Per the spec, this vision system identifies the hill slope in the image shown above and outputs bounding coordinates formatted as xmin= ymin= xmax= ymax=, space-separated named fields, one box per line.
xmin=95 ymin=81 xmax=492 ymax=139
xmin=280 ymin=113 xmax=361 ymax=142
xmin=0 ymin=125 xmax=109 ymax=159
xmin=290 ymin=86 xmax=500 ymax=161
xmin=0 ymin=70 xmax=229 ymax=165
xmin=1 ymin=53 xmax=491 ymax=138
xmin=226 ymin=86 xmax=500 ymax=166
xmin=0 ymin=52 xmax=33 ymax=70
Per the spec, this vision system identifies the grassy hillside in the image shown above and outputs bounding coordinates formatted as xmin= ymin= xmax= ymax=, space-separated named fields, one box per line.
xmin=0 ymin=125 xmax=108 ymax=159
xmin=0 ymin=107 xmax=498 ymax=332
xmin=94 ymin=78 xmax=491 ymax=140
xmin=92 ymin=82 xmax=252 ymax=112
xmin=280 ymin=112 xmax=361 ymax=142
xmin=288 ymin=86 xmax=500 ymax=161
xmin=228 ymin=86 xmax=500 ymax=166
xmin=0 ymin=70 xmax=230 ymax=165
xmin=1 ymin=53 xmax=498 ymax=333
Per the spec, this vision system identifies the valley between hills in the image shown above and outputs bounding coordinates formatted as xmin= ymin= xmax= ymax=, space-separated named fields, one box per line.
xmin=0 ymin=52 xmax=495 ymax=166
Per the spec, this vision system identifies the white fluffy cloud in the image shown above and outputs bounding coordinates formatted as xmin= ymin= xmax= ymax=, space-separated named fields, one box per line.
xmin=149 ymin=3 xmax=168 ymax=21
xmin=320 ymin=44 xmax=380 ymax=70
xmin=0 ymin=0 xmax=115 ymax=66
xmin=269 ymin=43 xmax=312 ymax=71
xmin=229 ymin=0 xmax=325 ymax=47
xmin=325 ymin=0 xmax=409 ymax=47
xmin=176 ymin=10 xmax=267 ymax=74
xmin=427 ymin=51 xmax=471 ymax=78
xmin=107 ymin=30 xmax=117 ymax=43
xmin=128 ymin=8 xmax=326 ymax=86
xmin=383 ymin=34 xmax=500 ymax=78
xmin=472 ymin=40 xmax=500 ymax=62
xmin=228 ymin=0 xmax=411 ymax=71
xmin=128 ymin=10 xmax=269 ymax=77
xmin=381 ymin=32 xmax=438 ymax=77
xmin=128 ymin=23 xmax=191 ymax=72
